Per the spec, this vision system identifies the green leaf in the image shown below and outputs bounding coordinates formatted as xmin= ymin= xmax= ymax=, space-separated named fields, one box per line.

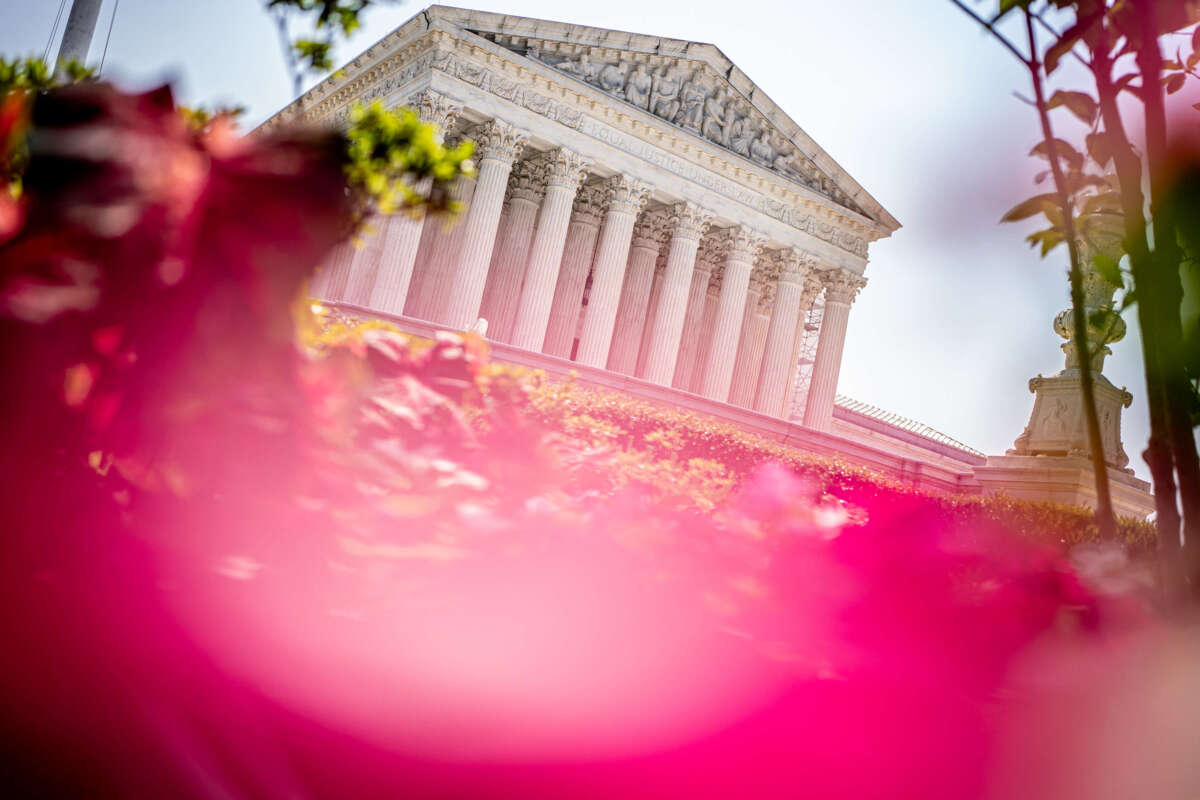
xmin=1047 ymin=90 xmax=1097 ymax=125
xmin=1001 ymin=193 xmax=1058 ymax=223
xmin=1026 ymin=228 xmax=1064 ymax=257
xmin=1093 ymin=253 xmax=1123 ymax=287
xmin=995 ymin=0 xmax=1031 ymax=20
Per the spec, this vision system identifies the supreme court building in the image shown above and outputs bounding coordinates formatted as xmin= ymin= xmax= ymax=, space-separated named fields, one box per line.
xmin=261 ymin=6 xmax=1026 ymax=495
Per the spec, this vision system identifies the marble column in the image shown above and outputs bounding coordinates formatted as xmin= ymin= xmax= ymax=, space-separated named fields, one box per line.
xmin=341 ymin=216 xmax=386 ymax=306
xmin=575 ymin=175 xmax=650 ymax=367
xmin=755 ymin=250 xmax=813 ymax=416
xmin=672 ymin=231 xmax=723 ymax=391
xmin=480 ymin=158 xmax=545 ymax=341
xmin=368 ymin=208 xmax=425 ymax=315
xmin=441 ymin=120 xmax=527 ymax=331
xmin=543 ymin=184 xmax=607 ymax=358
xmin=368 ymin=91 xmax=460 ymax=318
xmin=690 ymin=281 xmax=721 ymax=394
xmin=782 ymin=275 xmax=825 ymax=419
xmin=700 ymin=226 xmax=767 ymax=401
xmin=802 ymin=269 xmax=867 ymax=432
xmin=312 ymin=240 xmax=357 ymax=302
xmin=511 ymin=148 xmax=590 ymax=352
xmin=407 ymin=175 xmax=474 ymax=321
xmin=608 ymin=210 xmax=669 ymax=375
xmin=728 ymin=268 xmax=772 ymax=409
xmin=635 ymin=255 xmax=667 ymax=378
xmin=643 ymin=202 xmax=712 ymax=386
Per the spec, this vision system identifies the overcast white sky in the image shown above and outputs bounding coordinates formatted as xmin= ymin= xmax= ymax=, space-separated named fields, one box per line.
xmin=5 ymin=0 xmax=1169 ymax=479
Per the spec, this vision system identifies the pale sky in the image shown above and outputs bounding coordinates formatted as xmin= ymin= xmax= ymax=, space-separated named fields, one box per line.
xmin=3 ymin=0 xmax=1161 ymax=479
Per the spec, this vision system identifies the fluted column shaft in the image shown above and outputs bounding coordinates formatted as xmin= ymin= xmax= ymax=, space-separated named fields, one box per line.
xmin=700 ymin=228 xmax=765 ymax=401
xmin=756 ymin=256 xmax=813 ymax=416
xmin=379 ymin=91 xmax=459 ymax=319
xmin=644 ymin=203 xmax=711 ymax=386
xmin=341 ymin=216 xmax=385 ymax=306
xmin=575 ymin=176 xmax=650 ymax=367
xmin=512 ymin=149 xmax=589 ymax=351
xmin=413 ymin=178 xmax=475 ymax=321
xmin=482 ymin=200 xmax=539 ymax=340
xmin=367 ymin=210 xmax=427 ymax=315
xmin=312 ymin=241 xmax=356 ymax=302
xmin=441 ymin=121 xmax=526 ymax=330
xmin=543 ymin=192 xmax=604 ymax=357
xmin=635 ymin=262 xmax=666 ymax=378
xmin=728 ymin=280 xmax=767 ymax=408
xmin=673 ymin=262 xmax=714 ymax=391
xmin=802 ymin=270 xmax=866 ymax=431
xmin=608 ymin=213 xmax=667 ymax=374
xmin=690 ymin=287 xmax=721 ymax=394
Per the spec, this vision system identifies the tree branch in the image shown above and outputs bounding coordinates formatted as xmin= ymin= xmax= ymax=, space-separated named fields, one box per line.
xmin=946 ymin=0 xmax=1032 ymax=66
xmin=1031 ymin=8 xmax=1093 ymax=69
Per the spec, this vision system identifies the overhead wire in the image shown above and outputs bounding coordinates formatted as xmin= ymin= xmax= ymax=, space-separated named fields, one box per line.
xmin=42 ymin=0 xmax=70 ymax=64
xmin=99 ymin=0 xmax=121 ymax=74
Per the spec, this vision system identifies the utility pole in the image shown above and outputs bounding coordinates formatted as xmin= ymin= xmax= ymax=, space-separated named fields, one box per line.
xmin=56 ymin=0 xmax=104 ymax=70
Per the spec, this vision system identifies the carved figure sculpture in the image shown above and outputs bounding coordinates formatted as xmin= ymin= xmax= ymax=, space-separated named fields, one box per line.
xmin=676 ymin=73 xmax=707 ymax=131
xmin=729 ymin=118 xmax=754 ymax=157
xmin=721 ymin=101 xmax=742 ymax=148
xmin=557 ymin=52 xmax=598 ymax=82
xmin=597 ymin=62 xmax=626 ymax=95
xmin=649 ymin=66 xmax=681 ymax=120
xmin=624 ymin=63 xmax=652 ymax=110
xmin=749 ymin=129 xmax=776 ymax=165
xmin=701 ymin=88 xmax=727 ymax=143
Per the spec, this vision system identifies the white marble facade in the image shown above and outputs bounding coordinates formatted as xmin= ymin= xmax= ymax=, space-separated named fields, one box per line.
xmin=274 ymin=6 xmax=899 ymax=429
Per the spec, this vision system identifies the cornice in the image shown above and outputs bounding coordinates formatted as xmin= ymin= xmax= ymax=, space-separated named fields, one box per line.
xmin=258 ymin=13 xmax=886 ymax=260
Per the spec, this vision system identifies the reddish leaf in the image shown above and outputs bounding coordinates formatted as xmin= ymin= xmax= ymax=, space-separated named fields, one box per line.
xmin=1086 ymin=131 xmax=1113 ymax=167
xmin=1030 ymin=138 xmax=1084 ymax=170
xmin=1047 ymin=90 xmax=1098 ymax=125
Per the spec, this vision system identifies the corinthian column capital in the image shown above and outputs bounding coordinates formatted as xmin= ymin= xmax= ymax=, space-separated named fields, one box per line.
xmin=572 ymin=183 xmax=609 ymax=228
xmin=507 ymin=158 xmax=548 ymax=203
xmin=668 ymin=201 xmax=713 ymax=242
xmin=820 ymin=269 xmax=867 ymax=304
xmin=603 ymin=174 xmax=652 ymax=215
xmin=632 ymin=209 xmax=671 ymax=249
xmin=543 ymin=147 xmax=591 ymax=190
xmin=778 ymin=246 xmax=817 ymax=285
xmin=724 ymin=225 xmax=768 ymax=262
xmin=409 ymin=89 xmax=461 ymax=129
xmin=472 ymin=119 xmax=528 ymax=164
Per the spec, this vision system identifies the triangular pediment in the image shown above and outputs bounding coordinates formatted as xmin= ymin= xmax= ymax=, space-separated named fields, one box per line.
xmin=425 ymin=6 xmax=897 ymax=231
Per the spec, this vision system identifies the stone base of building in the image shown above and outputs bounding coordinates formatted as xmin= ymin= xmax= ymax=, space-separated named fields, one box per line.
xmin=972 ymin=454 xmax=1155 ymax=520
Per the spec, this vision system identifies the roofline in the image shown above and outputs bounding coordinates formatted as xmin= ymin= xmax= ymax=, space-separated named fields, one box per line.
xmin=425 ymin=5 xmax=899 ymax=234
xmin=261 ymin=4 xmax=900 ymax=236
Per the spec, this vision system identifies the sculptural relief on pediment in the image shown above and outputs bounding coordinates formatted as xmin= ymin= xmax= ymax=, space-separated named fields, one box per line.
xmin=471 ymin=33 xmax=861 ymax=214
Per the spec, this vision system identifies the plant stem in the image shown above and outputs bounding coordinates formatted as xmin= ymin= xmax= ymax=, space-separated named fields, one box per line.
xmin=1134 ymin=0 xmax=1200 ymax=599
xmin=1024 ymin=10 xmax=1118 ymax=541
xmin=1092 ymin=10 xmax=1184 ymax=602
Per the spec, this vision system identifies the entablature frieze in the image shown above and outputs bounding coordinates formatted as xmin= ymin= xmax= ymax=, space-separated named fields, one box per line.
xmin=259 ymin=22 xmax=881 ymax=264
